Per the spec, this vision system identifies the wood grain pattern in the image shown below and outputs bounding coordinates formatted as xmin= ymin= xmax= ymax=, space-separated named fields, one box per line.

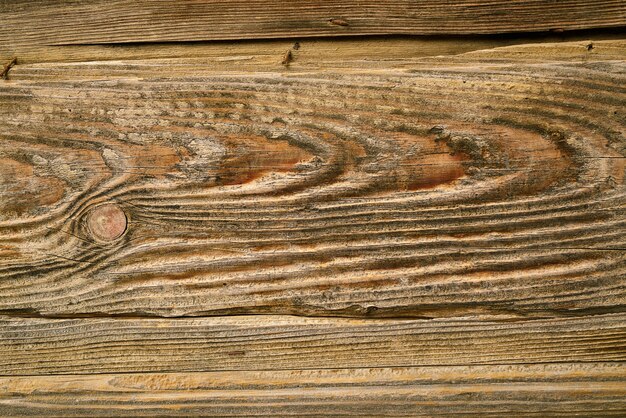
xmin=1 ymin=4 xmax=625 ymax=412
xmin=2 ymin=314 xmax=625 ymax=375
xmin=2 ymin=0 xmax=626 ymax=53
xmin=3 ymin=35 xmax=626 ymax=67
xmin=0 ymin=41 xmax=624 ymax=318
xmin=2 ymin=363 xmax=625 ymax=417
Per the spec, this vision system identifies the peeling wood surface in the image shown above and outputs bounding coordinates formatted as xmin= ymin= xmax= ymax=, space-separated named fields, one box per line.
xmin=1 ymin=5 xmax=626 ymax=414
xmin=2 ymin=363 xmax=626 ymax=417
xmin=2 ymin=0 xmax=626 ymax=50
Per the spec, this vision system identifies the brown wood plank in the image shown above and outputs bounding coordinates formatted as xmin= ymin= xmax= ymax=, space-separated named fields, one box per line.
xmin=1 ymin=363 xmax=625 ymax=416
xmin=0 ymin=41 xmax=624 ymax=318
xmin=2 ymin=0 xmax=626 ymax=53
xmin=1 ymin=314 xmax=625 ymax=375
xmin=3 ymin=36 xmax=626 ymax=67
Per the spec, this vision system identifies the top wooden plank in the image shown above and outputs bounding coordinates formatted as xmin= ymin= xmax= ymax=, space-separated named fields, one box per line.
xmin=1 ymin=0 xmax=626 ymax=51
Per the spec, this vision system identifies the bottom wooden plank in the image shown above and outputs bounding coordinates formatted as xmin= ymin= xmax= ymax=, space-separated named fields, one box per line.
xmin=1 ymin=363 xmax=624 ymax=417
xmin=2 ymin=314 xmax=625 ymax=375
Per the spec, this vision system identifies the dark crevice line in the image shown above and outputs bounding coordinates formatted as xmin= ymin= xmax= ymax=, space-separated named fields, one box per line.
xmin=1 ymin=305 xmax=625 ymax=321
xmin=43 ymin=27 xmax=626 ymax=48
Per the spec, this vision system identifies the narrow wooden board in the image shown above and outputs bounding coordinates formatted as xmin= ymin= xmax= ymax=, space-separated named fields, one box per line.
xmin=3 ymin=35 xmax=625 ymax=67
xmin=0 ymin=41 xmax=624 ymax=318
xmin=1 ymin=363 xmax=625 ymax=416
xmin=5 ymin=34 xmax=625 ymax=67
xmin=2 ymin=0 xmax=626 ymax=53
xmin=1 ymin=314 xmax=625 ymax=375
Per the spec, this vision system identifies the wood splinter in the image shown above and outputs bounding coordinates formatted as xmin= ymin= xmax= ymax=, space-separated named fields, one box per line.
xmin=0 ymin=57 xmax=17 ymax=79
xmin=282 ymin=42 xmax=301 ymax=66
xmin=281 ymin=49 xmax=293 ymax=66
xmin=329 ymin=18 xmax=349 ymax=26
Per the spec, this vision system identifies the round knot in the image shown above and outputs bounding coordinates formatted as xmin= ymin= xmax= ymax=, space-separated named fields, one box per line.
xmin=86 ymin=203 xmax=127 ymax=242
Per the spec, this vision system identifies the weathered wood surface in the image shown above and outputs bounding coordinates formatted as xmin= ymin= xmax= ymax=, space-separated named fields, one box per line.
xmin=1 ymin=7 xmax=625 ymax=411
xmin=7 ymin=34 xmax=626 ymax=67
xmin=2 ymin=0 xmax=625 ymax=54
xmin=0 ymin=41 xmax=624 ymax=318
xmin=3 ymin=36 xmax=626 ymax=68
xmin=2 ymin=363 xmax=625 ymax=417
xmin=3 ymin=314 xmax=625 ymax=375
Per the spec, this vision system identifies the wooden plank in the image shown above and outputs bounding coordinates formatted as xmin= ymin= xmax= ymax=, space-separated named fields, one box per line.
xmin=0 ymin=41 xmax=624 ymax=318
xmin=1 ymin=314 xmax=625 ymax=375
xmin=1 ymin=363 xmax=625 ymax=416
xmin=2 ymin=0 xmax=626 ymax=53
xmin=3 ymin=35 xmax=626 ymax=67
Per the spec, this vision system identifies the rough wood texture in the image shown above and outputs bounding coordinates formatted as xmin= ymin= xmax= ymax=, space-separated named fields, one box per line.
xmin=1 ymin=364 xmax=625 ymax=417
xmin=0 ymin=41 xmax=624 ymax=318
xmin=1 ymin=10 xmax=625 ymax=411
xmin=7 ymin=34 xmax=626 ymax=67
xmin=2 ymin=0 xmax=626 ymax=53
xmin=2 ymin=314 xmax=625 ymax=375
xmin=3 ymin=35 xmax=626 ymax=67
